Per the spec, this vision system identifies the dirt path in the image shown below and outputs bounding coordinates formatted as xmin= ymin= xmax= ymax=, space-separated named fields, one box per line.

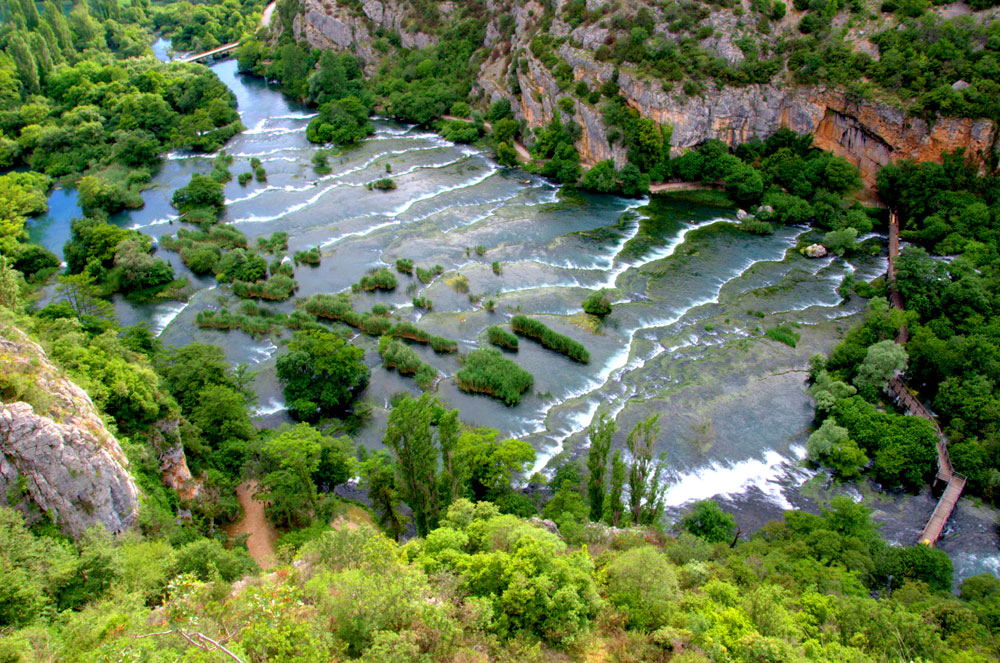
xmin=225 ymin=481 xmax=278 ymax=569
xmin=261 ymin=1 xmax=277 ymax=28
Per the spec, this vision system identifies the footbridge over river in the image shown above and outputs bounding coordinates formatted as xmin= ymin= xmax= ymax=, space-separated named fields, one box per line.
xmin=885 ymin=212 xmax=966 ymax=546
xmin=180 ymin=2 xmax=276 ymax=63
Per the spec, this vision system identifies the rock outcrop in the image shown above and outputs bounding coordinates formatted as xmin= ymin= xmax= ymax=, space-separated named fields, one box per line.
xmin=0 ymin=326 xmax=139 ymax=537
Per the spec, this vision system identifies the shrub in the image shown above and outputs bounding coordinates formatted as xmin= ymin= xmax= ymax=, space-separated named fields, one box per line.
xmin=254 ymin=165 xmax=267 ymax=181
xmin=371 ymin=178 xmax=396 ymax=190
xmin=238 ymin=171 xmax=253 ymax=185
xmin=492 ymin=261 xmax=502 ymax=275
xmin=510 ymin=315 xmax=590 ymax=363
xmin=232 ymin=274 xmax=298 ymax=300
xmin=456 ymin=348 xmax=534 ymax=405
xmin=582 ymin=289 xmax=612 ymax=316
xmin=396 ymin=258 xmax=414 ymax=274
xmin=412 ymin=296 xmax=433 ymax=310
xmin=487 ymin=325 xmax=519 ymax=351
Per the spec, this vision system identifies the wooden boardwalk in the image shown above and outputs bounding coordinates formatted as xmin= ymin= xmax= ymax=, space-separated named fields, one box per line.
xmin=885 ymin=211 xmax=965 ymax=546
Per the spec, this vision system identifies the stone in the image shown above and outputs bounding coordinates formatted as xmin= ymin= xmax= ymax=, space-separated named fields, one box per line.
xmin=803 ymin=243 xmax=828 ymax=258
xmin=0 ymin=327 xmax=139 ymax=537
xmin=736 ymin=209 xmax=749 ymax=220
xmin=529 ymin=517 xmax=561 ymax=537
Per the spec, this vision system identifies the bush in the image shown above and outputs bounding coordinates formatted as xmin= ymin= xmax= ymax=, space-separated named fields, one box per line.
xmin=238 ymin=171 xmax=252 ymax=185
xmin=456 ymin=348 xmax=534 ymax=405
xmin=487 ymin=325 xmax=518 ymax=350
xmin=510 ymin=315 xmax=590 ymax=363
xmin=396 ymin=258 xmax=414 ymax=274
xmin=412 ymin=296 xmax=432 ymax=310
xmin=605 ymin=546 xmax=679 ymax=630
xmin=294 ymin=247 xmax=322 ymax=266
xmin=582 ymin=289 xmax=612 ymax=316
xmin=378 ymin=337 xmax=437 ymax=389
xmin=370 ymin=178 xmax=396 ymax=190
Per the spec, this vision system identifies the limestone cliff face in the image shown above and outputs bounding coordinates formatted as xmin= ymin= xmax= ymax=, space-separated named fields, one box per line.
xmin=296 ymin=0 xmax=996 ymax=191
xmin=0 ymin=327 xmax=139 ymax=537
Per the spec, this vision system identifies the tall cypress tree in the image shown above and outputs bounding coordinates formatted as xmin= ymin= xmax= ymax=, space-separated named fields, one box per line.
xmin=586 ymin=412 xmax=615 ymax=522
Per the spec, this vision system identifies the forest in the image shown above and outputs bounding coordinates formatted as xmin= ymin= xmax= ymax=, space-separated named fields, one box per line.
xmin=2 ymin=0 xmax=1000 ymax=661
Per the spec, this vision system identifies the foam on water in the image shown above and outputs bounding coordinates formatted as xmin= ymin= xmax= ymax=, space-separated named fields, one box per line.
xmin=661 ymin=449 xmax=799 ymax=509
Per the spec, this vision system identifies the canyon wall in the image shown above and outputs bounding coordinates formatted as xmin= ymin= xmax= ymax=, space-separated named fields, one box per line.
xmin=294 ymin=0 xmax=996 ymax=192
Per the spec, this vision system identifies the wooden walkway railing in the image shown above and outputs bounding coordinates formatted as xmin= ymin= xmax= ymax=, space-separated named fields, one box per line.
xmin=885 ymin=211 xmax=965 ymax=546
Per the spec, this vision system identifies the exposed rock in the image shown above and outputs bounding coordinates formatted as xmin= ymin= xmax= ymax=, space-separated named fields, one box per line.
xmin=297 ymin=0 xmax=996 ymax=195
xmin=736 ymin=209 xmax=749 ymax=220
xmin=952 ymin=80 xmax=971 ymax=91
xmin=529 ymin=516 xmax=561 ymax=537
xmin=150 ymin=418 xmax=200 ymax=502
xmin=803 ymin=243 xmax=828 ymax=258
xmin=0 ymin=327 xmax=139 ymax=537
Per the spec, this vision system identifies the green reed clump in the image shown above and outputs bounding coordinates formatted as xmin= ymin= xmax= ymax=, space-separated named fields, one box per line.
xmin=378 ymin=336 xmax=437 ymax=389
xmin=510 ymin=315 xmax=589 ymax=363
xmin=390 ymin=321 xmax=458 ymax=353
xmin=765 ymin=324 xmax=800 ymax=348
xmin=396 ymin=258 xmax=414 ymax=274
xmin=487 ymin=325 xmax=518 ymax=351
xmin=456 ymin=348 xmax=534 ymax=406
xmin=232 ymin=274 xmax=298 ymax=300
xmin=353 ymin=267 xmax=397 ymax=292
xmin=416 ymin=264 xmax=445 ymax=284
xmin=294 ymin=247 xmax=322 ymax=266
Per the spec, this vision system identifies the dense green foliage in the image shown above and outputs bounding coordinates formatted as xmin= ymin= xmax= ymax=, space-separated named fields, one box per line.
xmin=275 ymin=329 xmax=370 ymax=422
xmin=456 ymin=347 xmax=534 ymax=405
xmin=377 ymin=335 xmax=437 ymax=389
xmin=582 ymin=289 xmax=612 ymax=317
xmin=152 ymin=0 xmax=268 ymax=53
xmin=511 ymin=314 xmax=590 ymax=363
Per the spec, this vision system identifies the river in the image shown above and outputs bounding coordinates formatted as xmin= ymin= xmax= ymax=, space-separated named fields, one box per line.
xmin=25 ymin=48 xmax=999 ymax=583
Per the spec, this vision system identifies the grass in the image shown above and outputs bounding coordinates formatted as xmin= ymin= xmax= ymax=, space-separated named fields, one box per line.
xmin=456 ymin=348 xmax=534 ymax=406
xmin=396 ymin=258 xmax=414 ymax=274
xmin=510 ymin=315 xmax=590 ymax=363
xmin=196 ymin=307 xmax=275 ymax=337
xmin=487 ymin=325 xmax=518 ymax=351
xmin=765 ymin=324 xmax=801 ymax=348
xmin=412 ymin=296 xmax=433 ymax=310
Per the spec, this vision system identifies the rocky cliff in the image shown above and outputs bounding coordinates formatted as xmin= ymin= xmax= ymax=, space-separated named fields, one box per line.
xmin=292 ymin=0 xmax=997 ymax=192
xmin=0 ymin=325 xmax=139 ymax=537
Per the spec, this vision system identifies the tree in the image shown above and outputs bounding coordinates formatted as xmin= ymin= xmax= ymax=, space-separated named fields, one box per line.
xmin=454 ymin=427 xmax=534 ymax=501
xmin=0 ymin=254 xmax=21 ymax=311
xmin=853 ymin=340 xmax=908 ymax=398
xmin=604 ymin=546 xmax=678 ymax=630
xmin=257 ymin=424 xmax=325 ymax=528
xmin=54 ymin=273 xmax=116 ymax=327
xmin=383 ymin=394 xmax=459 ymax=536
xmin=606 ymin=448 xmax=626 ymax=526
xmin=171 ymin=173 xmax=224 ymax=215
xmin=586 ymin=412 xmax=614 ymax=521
xmin=681 ymin=499 xmax=737 ymax=543
xmin=360 ymin=451 xmax=407 ymax=540
xmin=275 ymin=330 xmax=369 ymax=422
xmin=626 ymin=414 xmax=666 ymax=525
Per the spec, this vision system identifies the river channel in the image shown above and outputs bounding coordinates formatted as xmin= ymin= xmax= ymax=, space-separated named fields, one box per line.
xmin=25 ymin=45 xmax=999 ymax=582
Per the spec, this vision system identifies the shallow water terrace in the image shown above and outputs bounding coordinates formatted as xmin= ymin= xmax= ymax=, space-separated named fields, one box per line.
xmin=46 ymin=56 xmax=1000 ymax=572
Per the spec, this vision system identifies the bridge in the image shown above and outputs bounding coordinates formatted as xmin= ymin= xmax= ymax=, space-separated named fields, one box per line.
xmin=884 ymin=211 xmax=966 ymax=546
xmin=179 ymin=1 xmax=276 ymax=63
